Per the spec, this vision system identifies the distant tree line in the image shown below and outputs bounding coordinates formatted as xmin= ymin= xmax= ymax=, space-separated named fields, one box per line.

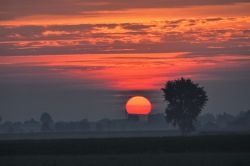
xmin=0 ymin=112 xmax=169 ymax=133
xmin=0 ymin=110 xmax=250 ymax=134
xmin=196 ymin=110 xmax=250 ymax=132
xmin=0 ymin=78 xmax=249 ymax=135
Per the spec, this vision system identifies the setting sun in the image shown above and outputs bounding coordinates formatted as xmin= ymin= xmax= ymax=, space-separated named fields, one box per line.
xmin=125 ymin=96 xmax=152 ymax=115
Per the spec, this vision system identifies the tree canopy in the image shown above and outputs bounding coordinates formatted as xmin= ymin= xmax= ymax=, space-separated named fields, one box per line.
xmin=40 ymin=112 xmax=54 ymax=132
xmin=162 ymin=78 xmax=208 ymax=134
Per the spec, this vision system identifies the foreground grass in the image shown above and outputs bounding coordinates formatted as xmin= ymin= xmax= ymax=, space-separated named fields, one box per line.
xmin=0 ymin=134 xmax=250 ymax=155
xmin=0 ymin=153 xmax=250 ymax=166
xmin=1 ymin=134 xmax=250 ymax=165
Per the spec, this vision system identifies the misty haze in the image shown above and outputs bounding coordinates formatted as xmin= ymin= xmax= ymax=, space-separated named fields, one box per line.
xmin=0 ymin=0 xmax=250 ymax=166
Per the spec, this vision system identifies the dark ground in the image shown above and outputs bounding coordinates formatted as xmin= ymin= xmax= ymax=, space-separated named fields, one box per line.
xmin=0 ymin=133 xmax=250 ymax=166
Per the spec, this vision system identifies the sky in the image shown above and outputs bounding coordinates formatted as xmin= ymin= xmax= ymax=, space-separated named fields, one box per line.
xmin=0 ymin=0 xmax=250 ymax=121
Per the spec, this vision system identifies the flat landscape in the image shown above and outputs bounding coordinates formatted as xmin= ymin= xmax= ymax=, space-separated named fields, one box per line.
xmin=1 ymin=153 xmax=250 ymax=166
xmin=0 ymin=133 xmax=250 ymax=166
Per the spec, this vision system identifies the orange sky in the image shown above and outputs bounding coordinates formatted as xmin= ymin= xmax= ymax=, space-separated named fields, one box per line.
xmin=0 ymin=1 xmax=250 ymax=91
xmin=1 ymin=2 xmax=250 ymax=25
xmin=1 ymin=53 xmax=249 ymax=90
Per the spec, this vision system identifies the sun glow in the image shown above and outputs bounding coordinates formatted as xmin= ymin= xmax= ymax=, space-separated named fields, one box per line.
xmin=125 ymin=96 xmax=152 ymax=115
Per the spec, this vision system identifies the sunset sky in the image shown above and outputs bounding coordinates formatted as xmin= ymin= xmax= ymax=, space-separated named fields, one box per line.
xmin=0 ymin=0 xmax=250 ymax=121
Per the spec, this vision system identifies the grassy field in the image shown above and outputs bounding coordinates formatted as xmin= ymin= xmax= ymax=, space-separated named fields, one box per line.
xmin=1 ymin=153 xmax=250 ymax=166
xmin=0 ymin=133 xmax=250 ymax=155
xmin=0 ymin=133 xmax=250 ymax=165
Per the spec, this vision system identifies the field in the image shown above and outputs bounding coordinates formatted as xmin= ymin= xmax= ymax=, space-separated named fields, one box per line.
xmin=1 ymin=153 xmax=250 ymax=166
xmin=0 ymin=133 xmax=250 ymax=166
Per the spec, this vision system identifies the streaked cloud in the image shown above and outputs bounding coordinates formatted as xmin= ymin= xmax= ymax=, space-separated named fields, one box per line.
xmin=0 ymin=17 xmax=249 ymax=56
xmin=1 ymin=53 xmax=249 ymax=90
xmin=1 ymin=0 xmax=250 ymax=21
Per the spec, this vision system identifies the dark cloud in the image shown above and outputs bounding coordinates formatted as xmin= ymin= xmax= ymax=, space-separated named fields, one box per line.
xmin=121 ymin=24 xmax=154 ymax=31
xmin=205 ymin=17 xmax=224 ymax=22
xmin=0 ymin=23 xmax=152 ymax=42
xmin=1 ymin=36 xmax=250 ymax=56
xmin=0 ymin=17 xmax=250 ymax=57
xmin=1 ymin=0 xmax=250 ymax=21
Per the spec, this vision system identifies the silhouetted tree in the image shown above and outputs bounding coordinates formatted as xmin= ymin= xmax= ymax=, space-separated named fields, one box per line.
xmin=148 ymin=113 xmax=166 ymax=124
xmin=127 ymin=114 xmax=139 ymax=122
xmin=96 ymin=119 xmax=111 ymax=131
xmin=216 ymin=112 xmax=235 ymax=129
xmin=79 ymin=119 xmax=90 ymax=130
xmin=229 ymin=110 xmax=250 ymax=130
xmin=23 ymin=118 xmax=40 ymax=132
xmin=162 ymin=78 xmax=208 ymax=134
xmin=1 ymin=121 xmax=16 ymax=133
xmin=197 ymin=113 xmax=216 ymax=125
xmin=40 ymin=112 xmax=54 ymax=132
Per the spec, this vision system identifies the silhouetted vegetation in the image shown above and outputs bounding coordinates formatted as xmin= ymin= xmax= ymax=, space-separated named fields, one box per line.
xmin=162 ymin=78 xmax=208 ymax=134
xmin=1 ymin=110 xmax=250 ymax=135
xmin=197 ymin=110 xmax=250 ymax=132
xmin=40 ymin=112 xmax=54 ymax=132
xmin=1 ymin=79 xmax=250 ymax=137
